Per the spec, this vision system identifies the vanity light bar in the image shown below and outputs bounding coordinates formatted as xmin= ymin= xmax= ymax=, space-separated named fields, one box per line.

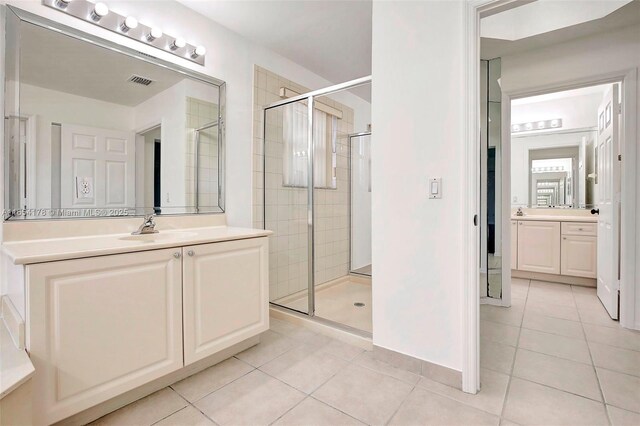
xmin=511 ymin=118 xmax=562 ymax=133
xmin=42 ymin=0 xmax=206 ymax=66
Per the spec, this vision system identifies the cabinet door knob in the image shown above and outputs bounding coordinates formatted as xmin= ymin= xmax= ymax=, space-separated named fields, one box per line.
xmin=187 ymin=250 xmax=195 ymax=257
xmin=578 ymin=228 xmax=583 ymax=231
xmin=173 ymin=252 xmax=181 ymax=258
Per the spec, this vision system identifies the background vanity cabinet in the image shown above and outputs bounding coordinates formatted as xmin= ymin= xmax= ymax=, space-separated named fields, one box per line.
xmin=27 ymin=248 xmax=184 ymax=424
xmin=561 ymin=223 xmax=597 ymax=278
xmin=511 ymin=219 xmax=597 ymax=281
xmin=183 ymin=238 xmax=269 ymax=365
xmin=516 ymin=220 xmax=561 ymax=274
xmin=25 ymin=237 xmax=269 ymax=425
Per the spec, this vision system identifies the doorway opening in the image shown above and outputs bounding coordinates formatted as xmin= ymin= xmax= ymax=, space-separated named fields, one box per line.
xmin=473 ymin=0 xmax=639 ymax=408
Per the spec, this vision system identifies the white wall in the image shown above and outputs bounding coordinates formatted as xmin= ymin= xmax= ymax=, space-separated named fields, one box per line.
xmin=372 ymin=0 xmax=465 ymax=371
xmin=501 ymin=23 xmax=640 ymax=328
xmin=511 ymin=93 xmax=601 ymax=131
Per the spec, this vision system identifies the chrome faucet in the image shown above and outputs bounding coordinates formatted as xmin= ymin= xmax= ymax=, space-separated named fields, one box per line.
xmin=132 ymin=214 xmax=158 ymax=235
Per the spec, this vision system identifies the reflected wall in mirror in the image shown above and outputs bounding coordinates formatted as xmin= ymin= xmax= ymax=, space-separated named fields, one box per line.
xmin=480 ymin=58 xmax=502 ymax=299
xmin=4 ymin=8 xmax=225 ymax=220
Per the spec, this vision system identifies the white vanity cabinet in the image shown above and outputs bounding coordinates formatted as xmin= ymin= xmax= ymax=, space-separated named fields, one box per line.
xmin=511 ymin=218 xmax=597 ymax=282
xmin=21 ymin=235 xmax=270 ymax=425
xmin=27 ymin=248 xmax=184 ymax=424
xmin=516 ymin=220 xmax=561 ymax=274
xmin=183 ymin=238 xmax=269 ymax=365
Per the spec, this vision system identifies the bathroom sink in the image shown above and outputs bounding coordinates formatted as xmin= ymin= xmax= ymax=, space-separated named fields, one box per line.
xmin=119 ymin=231 xmax=198 ymax=243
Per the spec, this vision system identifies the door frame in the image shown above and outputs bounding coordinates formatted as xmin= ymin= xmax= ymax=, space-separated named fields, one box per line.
xmin=464 ymin=0 xmax=638 ymax=394
xmin=501 ymin=71 xmax=637 ymax=330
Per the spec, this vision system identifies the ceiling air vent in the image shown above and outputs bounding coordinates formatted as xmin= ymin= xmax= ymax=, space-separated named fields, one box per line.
xmin=128 ymin=75 xmax=154 ymax=86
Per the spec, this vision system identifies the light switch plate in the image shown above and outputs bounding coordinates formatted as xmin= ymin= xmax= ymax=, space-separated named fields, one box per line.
xmin=429 ymin=177 xmax=442 ymax=199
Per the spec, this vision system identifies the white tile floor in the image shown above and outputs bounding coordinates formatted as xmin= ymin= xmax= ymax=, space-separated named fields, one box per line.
xmin=91 ymin=279 xmax=640 ymax=425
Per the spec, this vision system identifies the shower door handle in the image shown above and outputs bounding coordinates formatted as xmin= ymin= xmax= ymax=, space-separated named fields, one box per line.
xmin=473 ymin=214 xmax=478 ymax=226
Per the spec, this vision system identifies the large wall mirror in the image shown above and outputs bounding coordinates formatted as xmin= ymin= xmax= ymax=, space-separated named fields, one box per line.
xmin=511 ymin=131 xmax=596 ymax=209
xmin=4 ymin=7 xmax=225 ymax=220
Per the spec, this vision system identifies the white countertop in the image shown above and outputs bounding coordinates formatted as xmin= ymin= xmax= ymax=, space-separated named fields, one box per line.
xmin=0 ymin=321 xmax=34 ymax=399
xmin=511 ymin=215 xmax=598 ymax=223
xmin=2 ymin=226 xmax=272 ymax=265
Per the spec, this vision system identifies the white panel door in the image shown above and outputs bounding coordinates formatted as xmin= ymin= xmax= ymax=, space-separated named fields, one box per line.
xmin=596 ymin=84 xmax=620 ymax=319
xmin=183 ymin=238 xmax=269 ymax=365
xmin=27 ymin=248 xmax=183 ymax=425
xmin=517 ymin=221 xmax=561 ymax=274
xmin=61 ymin=124 xmax=135 ymax=209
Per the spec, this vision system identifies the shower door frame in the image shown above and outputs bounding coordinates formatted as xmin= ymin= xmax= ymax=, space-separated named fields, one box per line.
xmin=263 ymin=75 xmax=372 ymax=320
xmin=348 ymin=131 xmax=372 ymax=277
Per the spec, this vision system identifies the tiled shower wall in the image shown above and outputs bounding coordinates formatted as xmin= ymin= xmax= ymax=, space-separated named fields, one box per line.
xmin=252 ymin=66 xmax=354 ymax=301
xmin=186 ymin=97 xmax=219 ymax=208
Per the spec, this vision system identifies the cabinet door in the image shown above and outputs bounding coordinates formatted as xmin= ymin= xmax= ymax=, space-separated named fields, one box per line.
xmin=183 ymin=237 xmax=269 ymax=365
xmin=27 ymin=248 xmax=183 ymax=425
xmin=517 ymin=221 xmax=561 ymax=274
xmin=511 ymin=220 xmax=518 ymax=269
xmin=561 ymin=235 xmax=597 ymax=278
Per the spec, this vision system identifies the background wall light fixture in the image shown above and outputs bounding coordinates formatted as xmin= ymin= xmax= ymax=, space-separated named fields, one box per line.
xmin=511 ymin=118 xmax=563 ymax=133
xmin=42 ymin=0 xmax=206 ymax=65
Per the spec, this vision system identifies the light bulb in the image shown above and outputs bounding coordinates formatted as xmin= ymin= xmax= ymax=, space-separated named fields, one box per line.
xmin=537 ymin=121 xmax=545 ymax=129
xmin=147 ymin=27 xmax=163 ymax=42
xmin=170 ymin=37 xmax=186 ymax=50
xmin=191 ymin=45 xmax=206 ymax=58
xmin=550 ymin=119 xmax=559 ymax=127
xmin=525 ymin=123 xmax=533 ymax=130
xmin=120 ymin=16 xmax=138 ymax=32
xmin=55 ymin=0 xmax=72 ymax=8
xmin=90 ymin=2 xmax=109 ymax=21
xmin=512 ymin=124 xmax=520 ymax=132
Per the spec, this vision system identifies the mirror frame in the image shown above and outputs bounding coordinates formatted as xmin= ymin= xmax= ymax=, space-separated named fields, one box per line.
xmin=3 ymin=5 xmax=227 ymax=220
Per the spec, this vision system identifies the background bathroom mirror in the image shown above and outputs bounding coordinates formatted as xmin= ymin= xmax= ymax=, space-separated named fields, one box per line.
xmin=511 ymin=130 xmax=597 ymax=209
xmin=4 ymin=9 xmax=225 ymax=220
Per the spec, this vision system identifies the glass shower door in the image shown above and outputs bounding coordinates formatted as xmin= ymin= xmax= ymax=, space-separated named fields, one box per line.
xmin=264 ymin=99 xmax=312 ymax=314
xmin=349 ymin=133 xmax=372 ymax=276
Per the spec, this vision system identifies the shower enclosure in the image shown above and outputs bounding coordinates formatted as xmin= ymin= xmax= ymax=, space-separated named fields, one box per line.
xmin=263 ymin=76 xmax=372 ymax=333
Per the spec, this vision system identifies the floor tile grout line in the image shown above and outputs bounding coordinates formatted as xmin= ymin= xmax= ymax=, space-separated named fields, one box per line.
xmin=310 ymin=395 xmax=372 ymax=425
xmin=383 ymin=383 xmax=416 ymax=426
xmin=509 ymin=375 xmax=605 ymax=404
xmin=265 ymin=349 xmax=368 ymax=425
xmin=411 ymin=380 xmax=506 ymax=420
xmin=571 ymin=285 xmax=612 ymax=426
xmin=176 ymin=361 xmax=257 ymax=405
xmin=350 ymin=352 xmax=422 ymax=386
xmin=497 ymin=278 xmax=529 ymax=423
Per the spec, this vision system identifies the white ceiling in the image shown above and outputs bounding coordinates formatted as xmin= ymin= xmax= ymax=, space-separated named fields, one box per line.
xmin=177 ymin=0 xmax=372 ymax=95
xmin=481 ymin=0 xmax=632 ymax=41
xmin=481 ymin=0 xmax=640 ymax=59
